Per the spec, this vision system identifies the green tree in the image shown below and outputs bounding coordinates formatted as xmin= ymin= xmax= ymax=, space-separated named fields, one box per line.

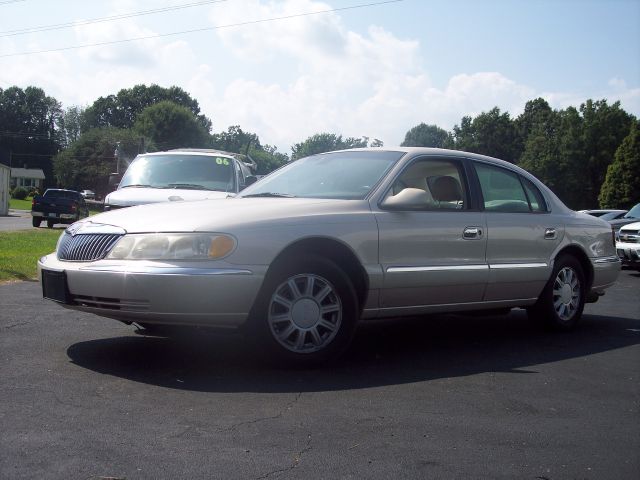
xmin=53 ymin=127 xmax=149 ymax=194
xmin=453 ymin=107 xmax=519 ymax=162
xmin=210 ymin=125 xmax=288 ymax=174
xmin=291 ymin=133 xmax=368 ymax=160
xmin=211 ymin=125 xmax=259 ymax=154
xmin=0 ymin=86 xmax=63 ymax=186
xmin=580 ymin=99 xmax=634 ymax=207
xmin=248 ymin=144 xmax=288 ymax=175
xmin=60 ymin=105 xmax=85 ymax=147
xmin=133 ymin=101 xmax=209 ymax=151
xmin=401 ymin=123 xmax=452 ymax=148
xmin=515 ymin=98 xmax=555 ymax=158
xmin=598 ymin=121 xmax=640 ymax=208
xmin=83 ymin=84 xmax=211 ymax=132
xmin=520 ymin=107 xmax=587 ymax=209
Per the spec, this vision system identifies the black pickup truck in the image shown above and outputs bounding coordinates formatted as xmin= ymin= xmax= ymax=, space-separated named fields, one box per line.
xmin=31 ymin=189 xmax=89 ymax=228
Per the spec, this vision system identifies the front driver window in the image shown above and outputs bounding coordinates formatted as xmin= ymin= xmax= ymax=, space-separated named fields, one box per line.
xmin=387 ymin=158 xmax=467 ymax=210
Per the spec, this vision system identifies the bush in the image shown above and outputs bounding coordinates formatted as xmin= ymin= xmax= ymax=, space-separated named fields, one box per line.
xmin=11 ymin=187 xmax=28 ymax=200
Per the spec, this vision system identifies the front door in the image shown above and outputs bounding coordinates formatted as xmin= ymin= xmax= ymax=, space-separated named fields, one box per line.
xmin=375 ymin=156 xmax=488 ymax=312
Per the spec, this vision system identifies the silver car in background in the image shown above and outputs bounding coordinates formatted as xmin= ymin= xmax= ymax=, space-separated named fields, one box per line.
xmin=38 ymin=148 xmax=620 ymax=365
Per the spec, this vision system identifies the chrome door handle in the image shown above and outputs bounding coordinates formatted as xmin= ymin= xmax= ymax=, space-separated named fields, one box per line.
xmin=544 ymin=228 xmax=557 ymax=240
xmin=463 ymin=227 xmax=483 ymax=239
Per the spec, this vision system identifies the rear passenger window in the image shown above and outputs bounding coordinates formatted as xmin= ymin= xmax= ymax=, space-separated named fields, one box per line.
xmin=475 ymin=163 xmax=539 ymax=213
xmin=521 ymin=177 xmax=547 ymax=212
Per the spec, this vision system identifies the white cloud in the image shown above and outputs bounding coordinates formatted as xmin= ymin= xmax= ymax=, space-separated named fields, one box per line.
xmin=73 ymin=17 xmax=160 ymax=66
xmin=1 ymin=0 xmax=638 ymax=155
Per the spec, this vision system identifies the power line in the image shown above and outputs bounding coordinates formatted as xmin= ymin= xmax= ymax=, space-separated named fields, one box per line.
xmin=0 ymin=0 xmax=26 ymax=5
xmin=0 ymin=0 xmax=228 ymax=38
xmin=11 ymin=152 xmax=117 ymax=160
xmin=0 ymin=130 xmax=53 ymax=139
xmin=0 ymin=0 xmax=403 ymax=59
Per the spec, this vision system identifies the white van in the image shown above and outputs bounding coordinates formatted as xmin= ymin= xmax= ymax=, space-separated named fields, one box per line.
xmin=104 ymin=149 xmax=257 ymax=210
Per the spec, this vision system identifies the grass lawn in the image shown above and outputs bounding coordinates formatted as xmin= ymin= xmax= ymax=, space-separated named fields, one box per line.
xmin=0 ymin=230 xmax=60 ymax=282
xmin=9 ymin=198 xmax=33 ymax=210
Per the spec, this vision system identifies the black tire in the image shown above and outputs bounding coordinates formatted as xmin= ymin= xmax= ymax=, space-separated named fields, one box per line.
xmin=32 ymin=217 xmax=41 ymax=228
xmin=47 ymin=220 xmax=54 ymax=228
xmin=527 ymin=254 xmax=586 ymax=331
xmin=247 ymin=255 xmax=359 ymax=366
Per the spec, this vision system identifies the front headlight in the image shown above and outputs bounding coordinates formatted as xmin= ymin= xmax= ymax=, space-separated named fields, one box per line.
xmin=106 ymin=233 xmax=236 ymax=260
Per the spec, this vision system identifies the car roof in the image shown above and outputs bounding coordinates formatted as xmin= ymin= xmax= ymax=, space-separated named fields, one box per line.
xmin=141 ymin=149 xmax=235 ymax=158
xmin=318 ymin=147 xmax=532 ymax=177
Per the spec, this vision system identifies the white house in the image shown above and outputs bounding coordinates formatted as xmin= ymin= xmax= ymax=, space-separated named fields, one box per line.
xmin=10 ymin=167 xmax=45 ymax=190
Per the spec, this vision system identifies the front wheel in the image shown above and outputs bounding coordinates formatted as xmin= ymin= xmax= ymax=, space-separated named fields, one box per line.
xmin=47 ymin=220 xmax=55 ymax=228
xmin=528 ymin=254 xmax=585 ymax=331
xmin=248 ymin=255 xmax=359 ymax=366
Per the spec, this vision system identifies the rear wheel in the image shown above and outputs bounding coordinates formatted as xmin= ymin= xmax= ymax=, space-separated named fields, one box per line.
xmin=528 ymin=254 xmax=585 ymax=331
xmin=32 ymin=217 xmax=41 ymax=228
xmin=248 ymin=255 xmax=359 ymax=366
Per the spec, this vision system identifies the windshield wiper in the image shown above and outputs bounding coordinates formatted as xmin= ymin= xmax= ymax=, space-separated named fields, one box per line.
xmin=242 ymin=192 xmax=296 ymax=198
xmin=166 ymin=183 xmax=215 ymax=191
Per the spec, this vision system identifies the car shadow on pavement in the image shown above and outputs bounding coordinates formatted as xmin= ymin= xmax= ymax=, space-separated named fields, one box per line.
xmin=66 ymin=309 xmax=640 ymax=393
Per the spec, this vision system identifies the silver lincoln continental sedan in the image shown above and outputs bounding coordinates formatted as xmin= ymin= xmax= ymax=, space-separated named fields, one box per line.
xmin=38 ymin=148 xmax=620 ymax=364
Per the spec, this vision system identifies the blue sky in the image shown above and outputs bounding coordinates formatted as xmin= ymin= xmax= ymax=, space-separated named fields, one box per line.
xmin=1 ymin=0 xmax=638 ymax=153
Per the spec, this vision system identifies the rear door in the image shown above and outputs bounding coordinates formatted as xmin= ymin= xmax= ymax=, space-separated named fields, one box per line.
xmin=471 ymin=161 xmax=563 ymax=301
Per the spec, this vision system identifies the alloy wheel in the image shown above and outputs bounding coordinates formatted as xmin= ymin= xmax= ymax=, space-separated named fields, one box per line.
xmin=552 ymin=266 xmax=581 ymax=321
xmin=267 ymin=273 xmax=342 ymax=354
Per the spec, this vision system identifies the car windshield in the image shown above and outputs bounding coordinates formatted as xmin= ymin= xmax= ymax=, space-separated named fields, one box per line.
xmin=623 ymin=204 xmax=640 ymax=219
xmin=119 ymin=154 xmax=235 ymax=192
xmin=240 ymin=150 xmax=404 ymax=200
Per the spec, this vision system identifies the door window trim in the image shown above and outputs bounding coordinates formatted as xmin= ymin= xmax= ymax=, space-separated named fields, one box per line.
xmin=469 ymin=160 xmax=551 ymax=214
xmin=377 ymin=155 xmax=480 ymax=212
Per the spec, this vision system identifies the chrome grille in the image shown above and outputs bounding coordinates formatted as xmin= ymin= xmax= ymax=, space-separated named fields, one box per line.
xmin=57 ymin=233 xmax=122 ymax=261
xmin=619 ymin=231 xmax=640 ymax=243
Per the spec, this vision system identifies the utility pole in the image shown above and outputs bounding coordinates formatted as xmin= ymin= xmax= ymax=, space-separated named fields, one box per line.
xmin=114 ymin=142 xmax=121 ymax=174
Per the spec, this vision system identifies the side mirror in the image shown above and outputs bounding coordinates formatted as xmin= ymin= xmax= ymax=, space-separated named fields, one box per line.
xmin=108 ymin=173 xmax=122 ymax=189
xmin=380 ymin=188 xmax=433 ymax=210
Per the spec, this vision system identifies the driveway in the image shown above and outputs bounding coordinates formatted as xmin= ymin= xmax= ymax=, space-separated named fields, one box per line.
xmin=1 ymin=270 xmax=638 ymax=479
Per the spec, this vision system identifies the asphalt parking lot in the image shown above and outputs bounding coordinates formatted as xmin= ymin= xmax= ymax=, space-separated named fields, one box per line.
xmin=1 ymin=270 xmax=638 ymax=479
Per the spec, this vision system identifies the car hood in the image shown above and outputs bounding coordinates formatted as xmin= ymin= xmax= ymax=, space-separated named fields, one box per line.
xmin=81 ymin=197 xmax=372 ymax=233
xmin=105 ymin=187 xmax=231 ymax=207
xmin=618 ymin=221 xmax=640 ymax=232
xmin=609 ymin=217 xmax=640 ymax=228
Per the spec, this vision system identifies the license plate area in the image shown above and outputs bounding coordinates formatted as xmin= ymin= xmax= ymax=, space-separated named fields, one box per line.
xmin=42 ymin=270 xmax=70 ymax=304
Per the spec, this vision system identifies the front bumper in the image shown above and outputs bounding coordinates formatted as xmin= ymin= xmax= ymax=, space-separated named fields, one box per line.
xmin=32 ymin=211 xmax=76 ymax=220
xmin=616 ymin=242 xmax=640 ymax=269
xmin=38 ymin=254 xmax=267 ymax=328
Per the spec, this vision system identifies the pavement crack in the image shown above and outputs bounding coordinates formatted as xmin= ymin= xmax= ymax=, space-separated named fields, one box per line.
xmin=3 ymin=321 xmax=29 ymax=329
xmin=221 ymin=391 xmax=303 ymax=433
xmin=256 ymin=433 xmax=312 ymax=479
